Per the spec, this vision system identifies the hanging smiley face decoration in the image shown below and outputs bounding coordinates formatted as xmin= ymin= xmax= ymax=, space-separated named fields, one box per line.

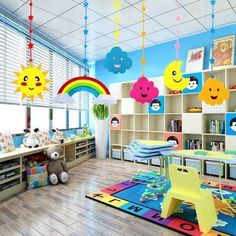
xmin=13 ymin=64 xmax=50 ymax=102
xmin=130 ymin=76 xmax=159 ymax=103
xmin=164 ymin=60 xmax=189 ymax=91
xmin=199 ymin=78 xmax=229 ymax=105
xmin=103 ymin=46 xmax=132 ymax=74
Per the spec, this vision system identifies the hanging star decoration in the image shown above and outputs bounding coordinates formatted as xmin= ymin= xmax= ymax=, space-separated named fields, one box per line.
xmin=103 ymin=0 xmax=132 ymax=74
xmin=130 ymin=0 xmax=159 ymax=103
xmin=164 ymin=0 xmax=189 ymax=91
xmin=12 ymin=0 xmax=50 ymax=102
xmin=199 ymin=0 xmax=229 ymax=105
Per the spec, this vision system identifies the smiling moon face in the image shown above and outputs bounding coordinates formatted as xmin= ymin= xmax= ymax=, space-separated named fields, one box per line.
xmin=12 ymin=64 xmax=50 ymax=102
xmin=199 ymin=78 xmax=229 ymax=105
xmin=164 ymin=60 xmax=189 ymax=91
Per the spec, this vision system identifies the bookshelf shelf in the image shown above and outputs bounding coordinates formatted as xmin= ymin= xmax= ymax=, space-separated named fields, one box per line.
xmin=109 ymin=65 xmax=236 ymax=179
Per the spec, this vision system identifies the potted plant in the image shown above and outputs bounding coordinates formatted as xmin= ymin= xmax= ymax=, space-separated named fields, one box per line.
xmin=92 ymin=104 xmax=109 ymax=159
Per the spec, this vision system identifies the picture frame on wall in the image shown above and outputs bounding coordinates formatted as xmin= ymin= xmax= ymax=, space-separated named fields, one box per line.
xmin=211 ymin=35 xmax=235 ymax=69
xmin=185 ymin=47 xmax=205 ymax=73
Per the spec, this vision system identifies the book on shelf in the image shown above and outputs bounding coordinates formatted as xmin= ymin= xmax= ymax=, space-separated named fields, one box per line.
xmin=185 ymin=139 xmax=201 ymax=150
xmin=209 ymin=120 xmax=225 ymax=134
xmin=210 ymin=141 xmax=225 ymax=152
xmin=169 ymin=120 xmax=182 ymax=132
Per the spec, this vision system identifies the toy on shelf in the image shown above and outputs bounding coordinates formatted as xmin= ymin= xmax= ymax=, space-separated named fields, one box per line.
xmin=187 ymin=106 xmax=202 ymax=113
xmin=168 ymin=90 xmax=181 ymax=95
xmin=80 ymin=124 xmax=92 ymax=138
xmin=22 ymin=128 xmax=42 ymax=148
xmin=194 ymin=150 xmax=208 ymax=156
xmin=44 ymin=146 xmax=68 ymax=185
xmin=51 ymin=128 xmax=65 ymax=144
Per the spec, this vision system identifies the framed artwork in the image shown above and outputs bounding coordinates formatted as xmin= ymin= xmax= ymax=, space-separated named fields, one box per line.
xmin=211 ymin=35 xmax=235 ymax=69
xmin=183 ymin=72 xmax=202 ymax=94
xmin=226 ymin=113 xmax=236 ymax=135
xmin=110 ymin=115 xmax=121 ymax=130
xmin=185 ymin=47 xmax=205 ymax=73
xmin=148 ymin=96 xmax=164 ymax=114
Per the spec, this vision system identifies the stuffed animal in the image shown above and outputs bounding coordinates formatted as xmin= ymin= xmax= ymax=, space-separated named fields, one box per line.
xmin=44 ymin=146 xmax=68 ymax=185
xmin=51 ymin=129 xmax=65 ymax=144
xmin=213 ymin=40 xmax=232 ymax=66
xmin=22 ymin=128 xmax=42 ymax=148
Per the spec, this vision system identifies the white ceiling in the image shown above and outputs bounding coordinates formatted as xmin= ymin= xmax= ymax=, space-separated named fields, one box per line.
xmin=0 ymin=0 xmax=235 ymax=62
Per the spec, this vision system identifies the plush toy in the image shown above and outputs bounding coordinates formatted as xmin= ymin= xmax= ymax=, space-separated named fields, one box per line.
xmin=22 ymin=128 xmax=42 ymax=148
xmin=51 ymin=129 xmax=65 ymax=144
xmin=213 ymin=41 xmax=232 ymax=66
xmin=44 ymin=146 xmax=68 ymax=185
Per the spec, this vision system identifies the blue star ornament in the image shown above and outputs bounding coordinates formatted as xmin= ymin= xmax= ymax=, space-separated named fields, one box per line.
xmin=103 ymin=46 xmax=132 ymax=74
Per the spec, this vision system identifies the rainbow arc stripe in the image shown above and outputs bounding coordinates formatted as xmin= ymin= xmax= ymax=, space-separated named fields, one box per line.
xmin=58 ymin=76 xmax=110 ymax=97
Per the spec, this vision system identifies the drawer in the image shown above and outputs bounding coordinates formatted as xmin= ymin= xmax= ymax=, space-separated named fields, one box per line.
xmin=111 ymin=149 xmax=121 ymax=160
xmin=185 ymin=159 xmax=201 ymax=172
xmin=205 ymin=161 xmax=224 ymax=177
xmin=228 ymin=164 xmax=236 ymax=179
xmin=123 ymin=150 xmax=134 ymax=161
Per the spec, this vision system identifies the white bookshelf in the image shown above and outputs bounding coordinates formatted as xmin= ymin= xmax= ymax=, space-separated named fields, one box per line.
xmin=109 ymin=66 xmax=236 ymax=180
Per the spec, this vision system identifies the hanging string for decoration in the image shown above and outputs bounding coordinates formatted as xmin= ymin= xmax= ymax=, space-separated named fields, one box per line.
xmin=12 ymin=0 xmax=50 ymax=102
xmin=130 ymin=0 xmax=159 ymax=104
xmin=113 ymin=0 xmax=120 ymax=45
xmin=209 ymin=0 xmax=215 ymax=78
xmin=199 ymin=0 xmax=229 ymax=106
xmin=163 ymin=1 xmax=189 ymax=91
xmin=28 ymin=0 xmax=34 ymax=63
xmin=83 ymin=0 xmax=88 ymax=76
xmin=175 ymin=0 xmax=180 ymax=60
xmin=140 ymin=0 xmax=146 ymax=76
xmin=103 ymin=0 xmax=132 ymax=74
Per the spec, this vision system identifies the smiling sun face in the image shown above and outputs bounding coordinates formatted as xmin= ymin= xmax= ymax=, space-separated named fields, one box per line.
xmin=12 ymin=64 xmax=50 ymax=102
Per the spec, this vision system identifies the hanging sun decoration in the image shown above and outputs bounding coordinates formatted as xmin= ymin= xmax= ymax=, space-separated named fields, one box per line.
xmin=12 ymin=0 xmax=50 ymax=102
xmin=199 ymin=0 xmax=229 ymax=105
xmin=163 ymin=1 xmax=189 ymax=91
xmin=103 ymin=0 xmax=132 ymax=74
xmin=130 ymin=0 xmax=159 ymax=104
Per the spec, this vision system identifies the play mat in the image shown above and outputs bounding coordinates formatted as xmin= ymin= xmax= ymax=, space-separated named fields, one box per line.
xmin=86 ymin=179 xmax=236 ymax=236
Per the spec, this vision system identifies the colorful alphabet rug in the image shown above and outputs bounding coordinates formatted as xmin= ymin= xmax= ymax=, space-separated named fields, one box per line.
xmin=86 ymin=180 xmax=236 ymax=236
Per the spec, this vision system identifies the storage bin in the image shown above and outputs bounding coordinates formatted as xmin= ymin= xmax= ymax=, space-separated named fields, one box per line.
xmin=185 ymin=158 xmax=201 ymax=172
xmin=111 ymin=149 xmax=121 ymax=160
xmin=151 ymin=158 xmax=161 ymax=166
xmin=123 ymin=149 xmax=134 ymax=161
xmin=205 ymin=161 xmax=224 ymax=177
xmin=172 ymin=157 xmax=182 ymax=165
xmin=228 ymin=164 xmax=236 ymax=179
xmin=136 ymin=159 xmax=148 ymax=164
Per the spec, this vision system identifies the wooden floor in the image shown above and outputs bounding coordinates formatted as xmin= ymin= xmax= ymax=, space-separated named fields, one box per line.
xmin=0 ymin=159 xmax=235 ymax=236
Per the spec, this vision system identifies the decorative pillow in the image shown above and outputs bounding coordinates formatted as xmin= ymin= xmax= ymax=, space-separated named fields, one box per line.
xmin=0 ymin=132 xmax=15 ymax=153
xmin=26 ymin=164 xmax=48 ymax=189
xmin=37 ymin=130 xmax=51 ymax=145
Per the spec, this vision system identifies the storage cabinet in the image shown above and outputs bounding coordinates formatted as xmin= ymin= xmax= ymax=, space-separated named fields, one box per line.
xmin=0 ymin=136 xmax=95 ymax=202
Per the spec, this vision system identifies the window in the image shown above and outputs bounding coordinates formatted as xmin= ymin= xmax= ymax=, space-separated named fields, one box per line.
xmin=31 ymin=106 xmax=49 ymax=130
xmin=0 ymin=104 xmax=26 ymax=133
xmin=52 ymin=108 xmax=66 ymax=129
xmin=69 ymin=110 xmax=79 ymax=128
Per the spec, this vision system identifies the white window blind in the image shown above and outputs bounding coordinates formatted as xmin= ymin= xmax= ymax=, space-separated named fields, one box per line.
xmin=69 ymin=109 xmax=79 ymax=128
xmin=29 ymin=41 xmax=52 ymax=107
xmin=4 ymin=24 xmax=27 ymax=104
xmin=52 ymin=53 xmax=67 ymax=108
xmin=0 ymin=23 xmax=5 ymax=102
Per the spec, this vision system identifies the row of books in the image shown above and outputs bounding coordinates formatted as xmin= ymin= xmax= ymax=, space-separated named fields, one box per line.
xmin=210 ymin=141 xmax=225 ymax=152
xmin=185 ymin=139 xmax=201 ymax=150
xmin=209 ymin=120 xmax=225 ymax=134
xmin=169 ymin=120 xmax=182 ymax=132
